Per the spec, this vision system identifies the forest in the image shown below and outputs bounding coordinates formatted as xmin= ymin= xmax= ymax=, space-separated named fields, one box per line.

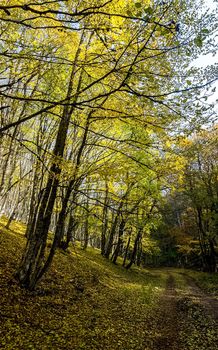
xmin=0 ymin=1 xmax=217 ymax=349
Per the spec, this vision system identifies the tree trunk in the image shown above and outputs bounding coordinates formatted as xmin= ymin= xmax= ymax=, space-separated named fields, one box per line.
xmin=123 ymin=233 xmax=131 ymax=267
xmin=60 ymin=213 xmax=77 ymax=250
xmin=103 ymin=186 xmax=132 ymax=259
xmin=15 ymin=174 xmax=60 ymax=289
xmin=196 ymin=206 xmax=217 ymax=272
xmin=112 ymin=218 xmax=126 ymax=264
xmin=126 ymin=229 xmax=142 ymax=269
xmin=25 ymin=158 xmax=42 ymax=239
xmin=101 ymin=180 xmax=109 ymax=255
xmin=15 ymin=32 xmax=85 ymax=289
xmin=104 ymin=213 xmax=118 ymax=259
xmin=136 ymin=240 xmax=142 ymax=266
xmin=82 ymin=196 xmax=89 ymax=250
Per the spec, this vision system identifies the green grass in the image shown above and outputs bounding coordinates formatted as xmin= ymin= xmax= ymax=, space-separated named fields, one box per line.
xmin=178 ymin=269 xmax=218 ymax=295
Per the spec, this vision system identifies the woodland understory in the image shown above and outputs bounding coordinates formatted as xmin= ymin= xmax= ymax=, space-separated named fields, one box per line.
xmin=0 ymin=222 xmax=217 ymax=350
xmin=0 ymin=0 xmax=217 ymax=292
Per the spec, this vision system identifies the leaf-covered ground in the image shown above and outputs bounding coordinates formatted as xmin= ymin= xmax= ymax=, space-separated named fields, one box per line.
xmin=0 ymin=220 xmax=217 ymax=350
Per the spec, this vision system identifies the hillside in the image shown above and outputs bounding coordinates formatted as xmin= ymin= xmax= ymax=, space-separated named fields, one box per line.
xmin=0 ymin=220 xmax=217 ymax=350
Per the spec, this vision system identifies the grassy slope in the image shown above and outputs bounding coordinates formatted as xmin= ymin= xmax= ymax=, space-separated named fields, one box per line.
xmin=0 ymin=219 xmax=217 ymax=350
xmin=0 ymin=220 xmax=167 ymax=350
xmin=183 ymin=269 xmax=218 ymax=295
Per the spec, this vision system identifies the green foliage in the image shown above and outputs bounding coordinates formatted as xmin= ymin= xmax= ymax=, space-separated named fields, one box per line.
xmin=135 ymin=2 xmax=142 ymax=9
xmin=194 ymin=35 xmax=203 ymax=48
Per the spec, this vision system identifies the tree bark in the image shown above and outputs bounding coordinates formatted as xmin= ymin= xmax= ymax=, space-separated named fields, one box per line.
xmin=125 ymin=228 xmax=142 ymax=269
xmin=15 ymin=33 xmax=85 ymax=289
xmin=82 ymin=195 xmax=89 ymax=250
xmin=101 ymin=180 xmax=109 ymax=255
xmin=112 ymin=218 xmax=126 ymax=264
xmin=123 ymin=233 xmax=131 ymax=267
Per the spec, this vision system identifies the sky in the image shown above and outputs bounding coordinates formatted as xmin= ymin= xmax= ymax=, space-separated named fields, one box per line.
xmin=193 ymin=0 xmax=218 ymax=105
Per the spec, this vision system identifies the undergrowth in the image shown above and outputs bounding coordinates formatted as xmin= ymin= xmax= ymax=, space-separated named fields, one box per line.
xmin=0 ymin=219 xmax=217 ymax=350
xmin=184 ymin=270 xmax=218 ymax=295
xmin=0 ymin=219 xmax=166 ymax=350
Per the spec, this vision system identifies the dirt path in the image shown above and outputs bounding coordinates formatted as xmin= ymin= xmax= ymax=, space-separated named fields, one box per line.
xmin=151 ymin=274 xmax=179 ymax=350
xmin=149 ymin=272 xmax=217 ymax=350
xmin=180 ymin=273 xmax=218 ymax=321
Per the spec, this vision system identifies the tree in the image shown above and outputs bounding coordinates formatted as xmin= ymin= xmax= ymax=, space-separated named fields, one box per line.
xmin=0 ymin=0 xmax=217 ymax=288
xmin=183 ymin=127 xmax=218 ymax=271
xmin=154 ymin=126 xmax=218 ymax=271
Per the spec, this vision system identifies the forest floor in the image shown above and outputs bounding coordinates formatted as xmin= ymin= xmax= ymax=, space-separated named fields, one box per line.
xmin=0 ymin=219 xmax=218 ymax=350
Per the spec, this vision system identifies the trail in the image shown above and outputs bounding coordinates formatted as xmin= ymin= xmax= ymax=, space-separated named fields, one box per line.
xmin=150 ymin=274 xmax=179 ymax=350
xmin=1 ymin=227 xmax=217 ymax=350
xmin=180 ymin=273 xmax=218 ymax=321
xmin=148 ymin=272 xmax=218 ymax=350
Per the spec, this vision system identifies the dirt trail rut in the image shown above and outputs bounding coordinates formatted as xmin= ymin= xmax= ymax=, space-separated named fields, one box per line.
xmin=180 ymin=273 xmax=218 ymax=321
xmin=149 ymin=272 xmax=217 ymax=350
xmin=151 ymin=275 xmax=179 ymax=350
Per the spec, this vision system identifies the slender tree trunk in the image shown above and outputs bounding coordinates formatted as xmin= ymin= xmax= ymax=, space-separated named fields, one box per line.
xmin=101 ymin=180 xmax=109 ymax=255
xmin=5 ymin=210 xmax=15 ymax=229
xmin=56 ymin=185 xmax=74 ymax=248
xmin=112 ymin=218 xmax=126 ymax=264
xmin=58 ymin=113 xmax=91 ymax=249
xmin=196 ymin=206 xmax=216 ymax=272
xmin=15 ymin=33 xmax=85 ymax=289
xmin=126 ymin=228 xmax=142 ymax=269
xmin=104 ymin=213 xmax=118 ymax=259
xmin=60 ymin=212 xmax=77 ymax=250
xmin=136 ymin=240 xmax=142 ymax=266
xmin=123 ymin=233 xmax=131 ymax=267
xmin=25 ymin=159 xmax=42 ymax=239
xmin=82 ymin=195 xmax=89 ymax=250
xmin=103 ymin=186 xmax=132 ymax=259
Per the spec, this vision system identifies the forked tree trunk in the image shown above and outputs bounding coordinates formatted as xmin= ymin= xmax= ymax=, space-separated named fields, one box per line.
xmin=125 ymin=228 xmax=142 ymax=270
xmin=104 ymin=213 xmax=119 ymax=259
xmin=125 ymin=202 xmax=156 ymax=270
xmin=15 ymin=110 xmax=70 ymax=287
xmin=112 ymin=218 xmax=126 ymax=264
xmin=15 ymin=33 xmax=85 ymax=289
xmin=104 ymin=186 xmax=132 ymax=259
